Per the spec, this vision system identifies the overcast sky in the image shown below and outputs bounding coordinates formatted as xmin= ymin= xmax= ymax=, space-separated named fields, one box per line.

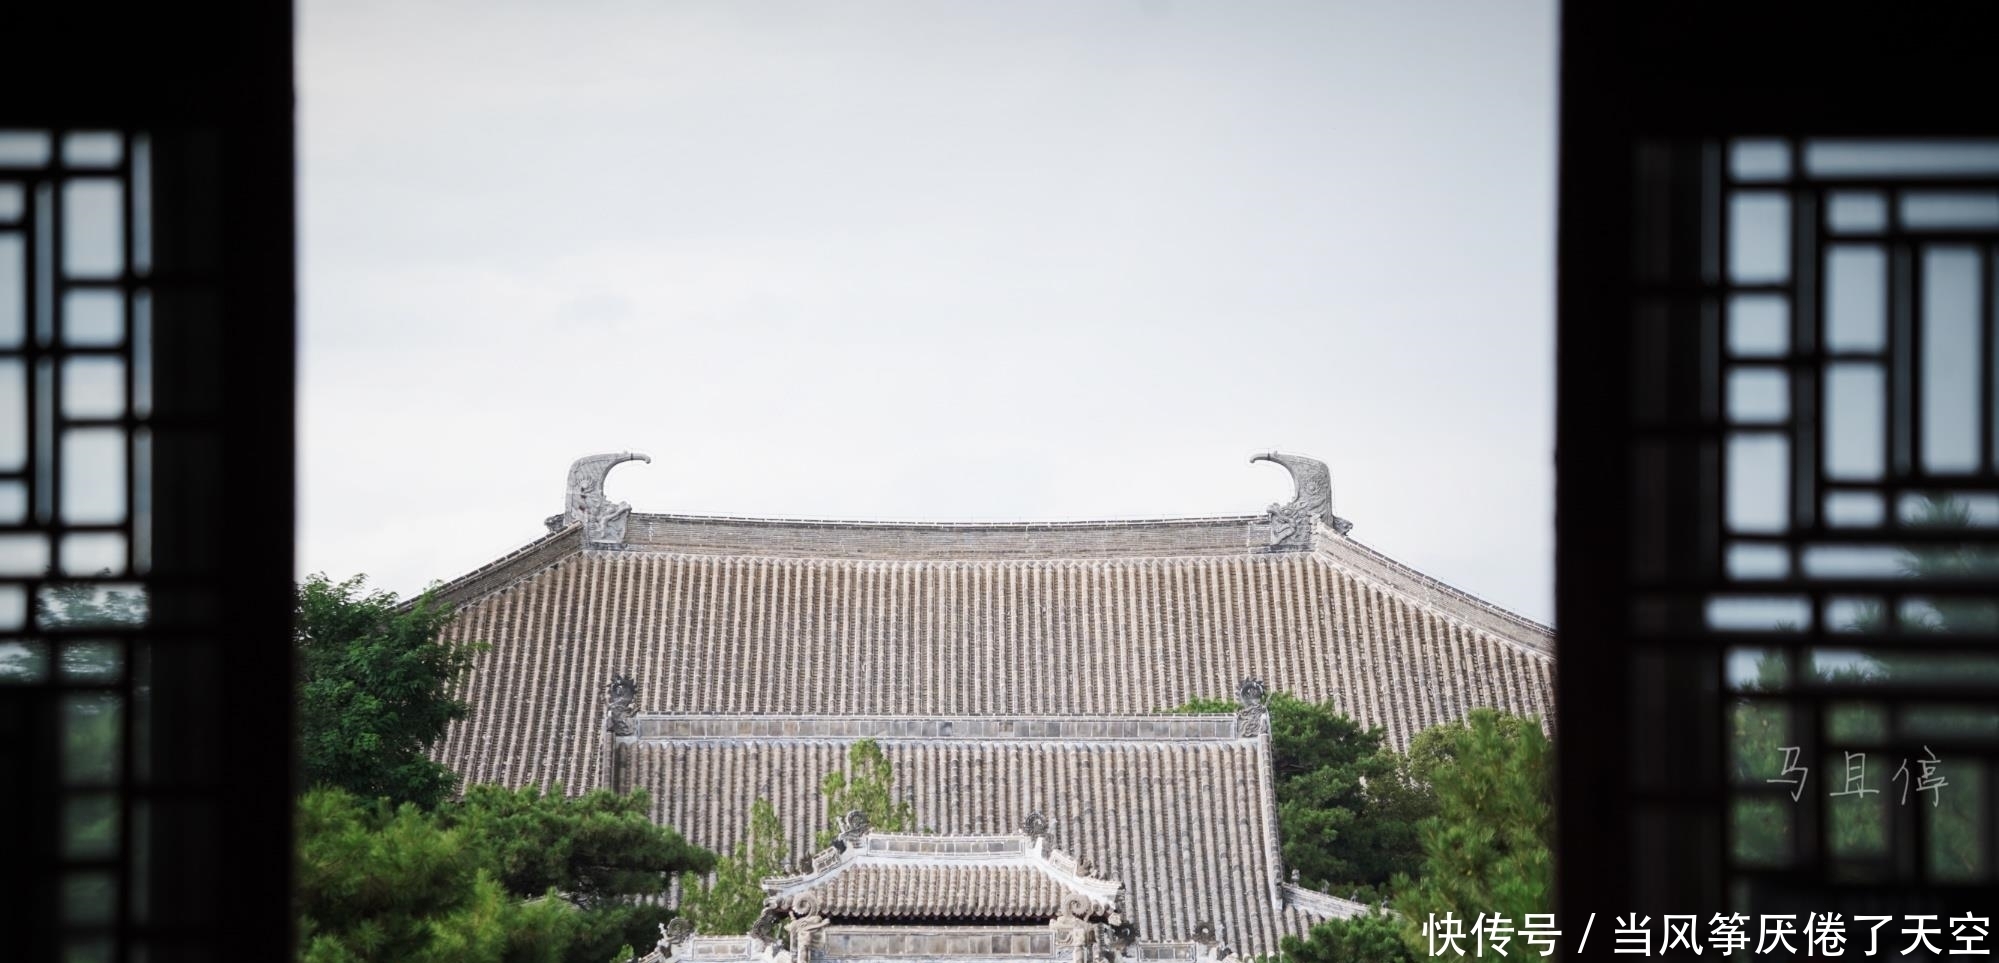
xmin=298 ymin=0 xmax=1558 ymax=624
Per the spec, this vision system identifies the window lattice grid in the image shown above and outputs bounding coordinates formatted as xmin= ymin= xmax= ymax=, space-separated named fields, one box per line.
xmin=0 ymin=126 xmax=152 ymax=962
xmin=1631 ymin=136 xmax=1999 ymax=906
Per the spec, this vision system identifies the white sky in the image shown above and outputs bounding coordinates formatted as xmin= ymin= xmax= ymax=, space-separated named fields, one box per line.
xmin=298 ymin=0 xmax=1558 ymax=624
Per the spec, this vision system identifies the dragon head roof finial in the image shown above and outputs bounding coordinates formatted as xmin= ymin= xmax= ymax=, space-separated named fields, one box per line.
xmin=1251 ymin=451 xmax=1353 ymax=545
xmin=546 ymin=451 xmax=650 ymax=543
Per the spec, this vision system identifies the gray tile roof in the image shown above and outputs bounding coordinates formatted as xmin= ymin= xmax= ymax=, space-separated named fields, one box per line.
xmin=641 ymin=928 xmax=1223 ymax=963
xmin=618 ymin=724 xmax=1348 ymax=955
xmin=423 ymin=513 xmax=1541 ymax=954
xmin=432 ymin=518 xmax=1553 ymax=796
xmin=760 ymin=832 xmax=1119 ymax=921
xmin=781 ymin=862 xmax=1079 ymax=921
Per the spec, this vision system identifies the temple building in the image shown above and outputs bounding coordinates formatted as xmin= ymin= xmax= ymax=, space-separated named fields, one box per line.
xmin=426 ymin=452 xmax=1555 ymax=961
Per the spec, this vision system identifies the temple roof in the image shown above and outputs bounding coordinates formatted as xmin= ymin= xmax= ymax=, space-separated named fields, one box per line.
xmin=431 ymin=514 xmax=1553 ymax=802
xmin=424 ymin=455 xmax=1543 ymax=956
xmin=762 ymin=831 xmax=1120 ymax=922
xmin=616 ymin=715 xmax=1364 ymax=956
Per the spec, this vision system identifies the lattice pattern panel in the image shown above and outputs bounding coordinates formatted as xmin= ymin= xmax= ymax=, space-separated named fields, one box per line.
xmin=1629 ymin=137 xmax=1999 ymax=911
xmin=0 ymin=128 xmax=153 ymax=963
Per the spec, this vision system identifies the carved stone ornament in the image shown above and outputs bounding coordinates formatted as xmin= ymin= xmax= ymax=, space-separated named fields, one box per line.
xmin=787 ymin=912 xmax=829 ymax=957
xmin=605 ymin=672 xmax=639 ymax=736
xmin=1023 ymin=811 xmax=1049 ymax=841
xmin=1236 ymin=677 xmax=1267 ymax=708
xmin=749 ymin=908 xmax=784 ymax=948
xmin=1235 ymin=677 xmax=1270 ymax=739
xmin=1096 ymin=920 xmax=1138 ymax=961
xmin=840 ymin=808 xmax=870 ymax=843
xmin=546 ymin=451 xmax=651 ymax=543
xmin=659 ymin=916 xmax=693 ymax=950
xmin=1251 ymin=451 xmax=1353 ymax=548
xmin=1062 ymin=893 xmax=1094 ymax=919
xmin=1192 ymin=922 xmax=1217 ymax=947
xmin=1050 ymin=914 xmax=1093 ymax=948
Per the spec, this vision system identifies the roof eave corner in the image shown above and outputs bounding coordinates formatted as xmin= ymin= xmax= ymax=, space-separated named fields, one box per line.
xmin=1278 ymin=882 xmax=1372 ymax=921
xmin=420 ymin=523 xmax=587 ymax=612
xmin=1306 ymin=529 xmax=1556 ymax=657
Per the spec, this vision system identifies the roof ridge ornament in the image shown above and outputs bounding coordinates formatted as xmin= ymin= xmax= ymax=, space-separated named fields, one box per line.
xmin=1235 ymin=677 xmax=1270 ymax=739
xmin=658 ymin=917 xmax=693 ymax=953
xmin=1191 ymin=922 xmax=1236 ymax=963
xmin=546 ymin=451 xmax=651 ymax=543
xmin=1250 ymin=451 xmax=1353 ymax=548
xmin=839 ymin=809 xmax=870 ymax=845
xmin=1097 ymin=919 xmax=1138 ymax=961
xmin=748 ymin=908 xmax=785 ymax=951
xmin=1023 ymin=811 xmax=1050 ymax=842
xmin=605 ymin=672 xmax=639 ymax=736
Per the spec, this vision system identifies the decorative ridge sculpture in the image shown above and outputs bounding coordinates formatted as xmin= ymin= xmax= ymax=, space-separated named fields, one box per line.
xmin=1250 ymin=451 xmax=1353 ymax=548
xmin=838 ymin=808 xmax=870 ymax=846
xmin=1096 ymin=918 xmax=1137 ymax=962
xmin=1234 ymin=677 xmax=1270 ymax=739
xmin=605 ymin=672 xmax=638 ymax=737
xmin=1191 ymin=922 xmax=1235 ymax=963
xmin=546 ymin=451 xmax=651 ymax=543
xmin=659 ymin=917 xmax=693 ymax=951
xmin=1023 ymin=811 xmax=1049 ymax=843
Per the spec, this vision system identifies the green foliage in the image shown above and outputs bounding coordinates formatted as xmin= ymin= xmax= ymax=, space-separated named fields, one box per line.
xmin=296 ymin=787 xmax=573 ymax=963
xmin=0 ymin=578 xmax=145 ymax=682
xmin=1728 ymin=683 xmax=1795 ymax=866
xmin=1280 ymin=911 xmax=1417 ymax=963
xmin=672 ymin=742 xmax=921 ymax=935
xmin=26 ymin=580 xmax=142 ymax=855
xmin=37 ymin=578 xmax=148 ymax=628
xmin=297 ymin=785 xmax=710 ymax=963
xmin=1391 ymin=710 xmax=1553 ymax=955
xmin=1896 ymin=493 xmax=1999 ymax=632
xmin=818 ymin=738 xmax=914 ymax=848
xmin=447 ymin=783 xmax=713 ymax=958
xmin=1852 ymin=495 xmax=1993 ymax=877
xmin=685 ymin=742 xmax=914 ymax=936
xmin=451 ymin=784 xmax=712 ymax=908
xmin=1728 ymin=496 xmax=1998 ymax=875
xmin=561 ymin=904 xmax=678 ymax=963
xmin=680 ymin=798 xmax=790 ymax=935
xmin=293 ymin=575 xmax=715 ymax=961
xmin=1275 ymin=710 xmax=1550 ymax=963
xmin=1176 ymin=693 xmax=1433 ymax=899
xmin=297 ymin=573 xmax=480 ymax=809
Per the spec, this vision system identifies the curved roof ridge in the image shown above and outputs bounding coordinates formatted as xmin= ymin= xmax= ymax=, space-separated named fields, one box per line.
xmin=1312 ymin=526 xmax=1554 ymax=655
xmin=631 ymin=714 xmax=1249 ymax=744
xmin=425 ymin=524 xmax=582 ymax=609
xmin=592 ymin=547 xmax=1289 ymax=566
xmin=629 ymin=511 xmax=1266 ymax=529
xmin=1279 ymin=883 xmax=1371 ymax=921
xmin=761 ymin=829 xmax=1121 ymax=921
xmin=617 ymin=512 xmax=1272 ymax=560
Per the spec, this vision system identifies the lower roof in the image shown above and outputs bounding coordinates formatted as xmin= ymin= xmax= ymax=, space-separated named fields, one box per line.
xmin=617 ymin=717 xmax=1355 ymax=956
xmin=761 ymin=831 xmax=1120 ymax=922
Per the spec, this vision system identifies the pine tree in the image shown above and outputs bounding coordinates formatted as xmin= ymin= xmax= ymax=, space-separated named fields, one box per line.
xmin=1176 ymin=692 xmax=1433 ymax=899
xmin=1390 ymin=709 xmax=1553 ymax=957
xmin=817 ymin=739 xmax=914 ymax=847
xmin=296 ymin=573 xmax=480 ymax=809
xmin=680 ymin=798 xmax=790 ymax=935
